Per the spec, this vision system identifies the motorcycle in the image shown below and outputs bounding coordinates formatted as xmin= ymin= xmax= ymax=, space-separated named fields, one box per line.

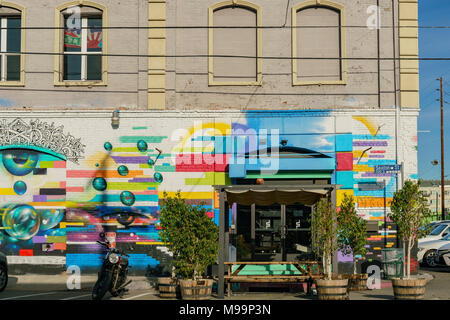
xmin=92 ymin=239 xmax=132 ymax=300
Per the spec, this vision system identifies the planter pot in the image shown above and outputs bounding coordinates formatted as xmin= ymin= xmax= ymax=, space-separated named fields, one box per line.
xmin=157 ymin=277 xmax=180 ymax=299
xmin=179 ymin=279 xmax=214 ymax=300
xmin=346 ymin=274 xmax=369 ymax=291
xmin=315 ymin=279 xmax=349 ymax=300
xmin=392 ymin=278 xmax=427 ymax=300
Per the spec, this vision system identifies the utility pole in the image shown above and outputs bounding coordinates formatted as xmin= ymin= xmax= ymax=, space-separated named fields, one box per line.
xmin=440 ymin=77 xmax=445 ymax=220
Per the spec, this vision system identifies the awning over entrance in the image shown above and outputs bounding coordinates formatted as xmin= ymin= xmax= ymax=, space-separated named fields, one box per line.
xmin=225 ymin=188 xmax=329 ymax=206
xmin=213 ymin=184 xmax=340 ymax=299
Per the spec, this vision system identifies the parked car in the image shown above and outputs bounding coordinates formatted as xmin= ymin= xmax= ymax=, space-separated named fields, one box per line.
xmin=418 ymin=233 xmax=450 ymax=267
xmin=434 ymin=243 xmax=450 ymax=267
xmin=0 ymin=251 xmax=7 ymax=292
xmin=419 ymin=222 xmax=450 ymax=243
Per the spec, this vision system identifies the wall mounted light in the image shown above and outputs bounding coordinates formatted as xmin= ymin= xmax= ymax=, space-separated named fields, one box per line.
xmin=111 ymin=110 xmax=120 ymax=129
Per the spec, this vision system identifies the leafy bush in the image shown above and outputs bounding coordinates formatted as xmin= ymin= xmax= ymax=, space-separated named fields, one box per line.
xmin=311 ymin=197 xmax=338 ymax=280
xmin=159 ymin=192 xmax=219 ymax=280
xmin=337 ymin=194 xmax=367 ymax=275
xmin=389 ymin=180 xmax=432 ymax=279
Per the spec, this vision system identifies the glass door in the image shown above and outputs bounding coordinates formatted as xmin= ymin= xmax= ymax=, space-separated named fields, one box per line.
xmin=285 ymin=204 xmax=312 ymax=261
xmin=235 ymin=203 xmax=312 ymax=262
xmin=254 ymin=204 xmax=282 ymax=261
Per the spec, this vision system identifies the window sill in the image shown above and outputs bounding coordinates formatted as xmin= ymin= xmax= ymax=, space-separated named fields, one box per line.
xmin=292 ymin=80 xmax=347 ymax=86
xmin=54 ymin=81 xmax=107 ymax=87
xmin=0 ymin=81 xmax=25 ymax=87
xmin=208 ymin=80 xmax=262 ymax=86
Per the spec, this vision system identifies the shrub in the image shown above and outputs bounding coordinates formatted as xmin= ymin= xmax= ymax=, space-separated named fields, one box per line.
xmin=337 ymin=194 xmax=367 ymax=275
xmin=311 ymin=197 xmax=338 ymax=280
xmin=159 ymin=192 xmax=219 ymax=280
xmin=389 ymin=180 xmax=432 ymax=279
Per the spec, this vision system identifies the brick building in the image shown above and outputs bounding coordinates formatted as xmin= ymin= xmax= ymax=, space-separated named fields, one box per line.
xmin=0 ymin=0 xmax=420 ymax=275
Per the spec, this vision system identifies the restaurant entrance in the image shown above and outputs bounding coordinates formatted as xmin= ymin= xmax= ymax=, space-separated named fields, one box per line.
xmin=236 ymin=203 xmax=312 ymax=262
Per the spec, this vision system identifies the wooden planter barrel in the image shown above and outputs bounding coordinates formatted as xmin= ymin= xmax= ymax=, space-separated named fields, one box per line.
xmin=347 ymin=274 xmax=368 ymax=291
xmin=157 ymin=278 xmax=180 ymax=299
xmin=392 ymin=278 xmax=427 ymax=300
xmin=179 ymin=279 xmax=214 ymax=300
xmin=315 ymin=279 xmax=349 ymax=300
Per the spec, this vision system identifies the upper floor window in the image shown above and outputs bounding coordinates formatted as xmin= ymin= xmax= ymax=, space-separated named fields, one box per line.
xmin=209 ymin=1 xmax=261 ymax=86
xmin=292 ymin=2 xmax=345 ymax=85
xmin=0 ymin=5 xmax=23 ymax=83
xmin=55 ymin=4 xmax=107 ymax=85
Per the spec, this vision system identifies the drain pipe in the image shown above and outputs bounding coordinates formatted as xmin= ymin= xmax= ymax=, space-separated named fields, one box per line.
xmin=392 ymin=0 xmax=400 ymax=191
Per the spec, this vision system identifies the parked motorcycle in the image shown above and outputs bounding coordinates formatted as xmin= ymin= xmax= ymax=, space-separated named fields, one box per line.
xmin=92 ymin=239 xmax=132 ymax=300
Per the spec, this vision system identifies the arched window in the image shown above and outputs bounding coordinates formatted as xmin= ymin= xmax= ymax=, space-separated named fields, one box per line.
xmin=0 ymin=3 xmax=25 ymax=84
xmin=292 ymin=1 xmax=345 ymax=85
xmin=209 ymin=1 xmax=261 ymax=85
xmin=55 ymin=2 xmax=107 ymax=85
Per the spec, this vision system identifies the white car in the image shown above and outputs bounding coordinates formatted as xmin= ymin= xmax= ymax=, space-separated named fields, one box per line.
xmin=419 ymin=222 xmax=450 ymax=243
xmin=434 ymin=242 xmax=450 ymax=267
xmin=418 ymin=233 xmax=450 ymax=267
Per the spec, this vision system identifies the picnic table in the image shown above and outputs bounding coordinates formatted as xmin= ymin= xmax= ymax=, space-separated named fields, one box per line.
xmin=224 ymin=260 xmax=323 ymax=297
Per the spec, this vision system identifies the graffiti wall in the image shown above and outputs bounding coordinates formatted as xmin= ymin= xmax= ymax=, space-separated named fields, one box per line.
xmin=0 ymin=110 xmax=418 ymax=274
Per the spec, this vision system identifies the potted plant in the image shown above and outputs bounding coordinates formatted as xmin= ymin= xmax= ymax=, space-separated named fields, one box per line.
xmin=311 ymin=197 xmax=348 ymax=300
xmin=159 ymin=192 xmax=219 ymax=300
xmin=337 ymin=194 xmax=368 ymax=291
xmin=389 ymin=180 xmax=433 ymax=300
xmin=156 ymin=192 xmax=183 ymax=299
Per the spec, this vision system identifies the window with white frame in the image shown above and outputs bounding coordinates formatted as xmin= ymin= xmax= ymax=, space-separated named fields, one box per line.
xmin=0 ymin=11 xmax=21 ymax=82
xmin=62 ymin=8 xmax=103 ymax=81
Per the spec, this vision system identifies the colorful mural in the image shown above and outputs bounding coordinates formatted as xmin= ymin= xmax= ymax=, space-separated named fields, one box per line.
xmin=0 ymin=111 xmax=418 ymax=274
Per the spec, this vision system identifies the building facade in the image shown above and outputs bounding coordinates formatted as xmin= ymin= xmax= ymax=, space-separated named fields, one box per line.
xmin=420 ymin=180 xmax=450 ymax=219
xmin=0 ymin=0 xmax=420 ymax=275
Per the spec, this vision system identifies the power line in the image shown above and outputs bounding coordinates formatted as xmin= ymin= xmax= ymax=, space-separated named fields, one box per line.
xmin=9 ymin=51 xmax=450 ymax=61
xmin=8 ymin=25 xmax=450 ymax=30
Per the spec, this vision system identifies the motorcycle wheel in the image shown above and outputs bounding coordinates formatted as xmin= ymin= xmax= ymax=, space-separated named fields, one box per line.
xmin=110 ymin=274 xmax=126 ymax=297
xmin=92 ymin=271 xmax=112 ymax=300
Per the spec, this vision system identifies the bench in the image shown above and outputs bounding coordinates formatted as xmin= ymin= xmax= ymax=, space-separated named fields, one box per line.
xmin=224 ymin=261 xmax=323 ymax=297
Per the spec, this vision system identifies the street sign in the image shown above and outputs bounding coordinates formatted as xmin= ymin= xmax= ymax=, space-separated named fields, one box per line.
xmin=374 ymin=164 xmax=402 ymax=174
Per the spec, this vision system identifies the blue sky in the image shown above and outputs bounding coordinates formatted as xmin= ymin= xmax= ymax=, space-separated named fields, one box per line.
xmin=418 ymin=0 xmax=450 ymax=180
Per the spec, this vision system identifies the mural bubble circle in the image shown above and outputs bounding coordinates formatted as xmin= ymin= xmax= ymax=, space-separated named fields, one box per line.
xmin=2 ymin=150 xmax=39 ymax=176
xmin=137 ymin=140 xmax=148 ymax=152
xmin=148 ymin=159 xmax=155 ymax=166
xmin=154 ymin=172 xmax=163 ymax=183
xmin=120 ymin=191 xmax=136 ymax=206
xmin=93 ymin=177 xmax=107 ymax=191
xmin=39 ymin=209 xmax=65 ymax=231
xmin=2 ymin=204 xmax=40 ymax=240
xmin=117 ymin=165 xmax=129 ymax=176
xmin=13 ymin=181 xmax=27 ymax=195
xmin=104 ymin=142 xmax=113 ymax=152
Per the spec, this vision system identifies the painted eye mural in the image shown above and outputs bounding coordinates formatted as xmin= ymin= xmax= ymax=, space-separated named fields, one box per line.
xmin=0 ymin=147 xmax=67 ymax=243
xmin=2 ymin=149 xmax=39 ymax=176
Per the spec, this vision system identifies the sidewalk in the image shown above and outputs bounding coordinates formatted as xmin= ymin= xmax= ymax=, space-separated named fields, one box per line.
xmin=6 ymin=270 xmax=448 ymax=300
xmin=6 ymin=273 xmax=157 ymax=292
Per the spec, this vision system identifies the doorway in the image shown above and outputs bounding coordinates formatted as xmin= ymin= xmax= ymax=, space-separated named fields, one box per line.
xmin=235 ymin=203 xmax=312 ymax=262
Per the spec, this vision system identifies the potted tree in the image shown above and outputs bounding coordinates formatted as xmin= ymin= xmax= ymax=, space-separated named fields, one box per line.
xmin=156 ymin=192 xmax=184 ymax=299
xmin=389 ymin=180 xmax=432 ymax=300
xmin=159 ymin=192 xmax=219 ymax=300
xmin=311 ymin=197 xmax=348 ymax=300
xmin=337 ymin=194 xmax=368 ymax=291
